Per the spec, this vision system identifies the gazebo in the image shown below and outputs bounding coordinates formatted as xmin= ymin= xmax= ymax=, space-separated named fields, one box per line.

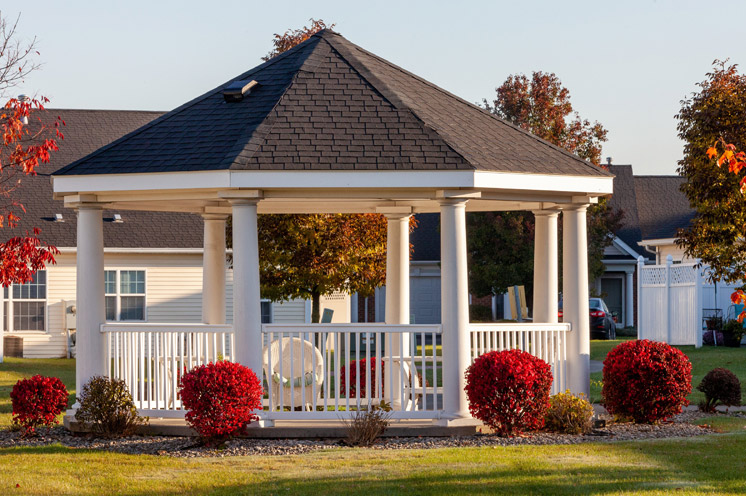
xmin=53 ymin=30 xmax=613 ymax=428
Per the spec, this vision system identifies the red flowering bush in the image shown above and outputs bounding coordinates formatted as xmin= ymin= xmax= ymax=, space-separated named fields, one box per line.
xmin=602 ymin=339 xmax=692 ymax=423
xmin=340 ymin=357 xmax=384 ymax=398
xmin=179 ymin=361 xmax=263 ymax=446
xmin=10 ymin=375 xmax=69 ymax=436
xmin=465 ymin=349 xmax=553 ymax=436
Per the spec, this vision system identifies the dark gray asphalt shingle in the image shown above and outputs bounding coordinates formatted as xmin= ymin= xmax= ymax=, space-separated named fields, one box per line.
xmin=608 ymin=165 xmax=643 ymax=249
xmin=2 ymin=109 xmax=203 ymax=248
xmin=634 ymin=176 xmax=695 ymax=241
xmin=55 ymin=30 xmax=610 ymax=178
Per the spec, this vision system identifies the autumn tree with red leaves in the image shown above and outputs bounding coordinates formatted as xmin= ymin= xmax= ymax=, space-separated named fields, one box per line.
xmin=0 ymin=13 xmax=61 ymax=288
xmin=471 ymin=72 xmax=622 ymax=300
xmin=262 ymin=19 xmax=335 ymax=62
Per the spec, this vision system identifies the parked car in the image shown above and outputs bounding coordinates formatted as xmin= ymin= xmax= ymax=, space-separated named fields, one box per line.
xmin=558 ymin=297 xmax=617 ymax=340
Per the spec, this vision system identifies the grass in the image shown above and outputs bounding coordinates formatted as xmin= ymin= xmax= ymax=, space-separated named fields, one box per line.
xmin=590 ymin=339 xmax=746 ymax=405
xmin=2 ymin=426 xmax=746 ymax=494
xmin=0 ymin=358 xmax=75 ymax=427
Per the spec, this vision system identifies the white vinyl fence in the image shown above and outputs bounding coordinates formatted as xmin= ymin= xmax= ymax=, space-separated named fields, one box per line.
xmin=637 ymin=256 xmax=742 ymax=347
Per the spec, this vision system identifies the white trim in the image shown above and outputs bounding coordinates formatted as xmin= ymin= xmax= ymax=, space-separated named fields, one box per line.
xmin=611 ymin=236 xmax=646 ymax=259
xmin=3 ymin=270 xmax=48 ymax=334
xmin=602 ymin=259 xmax=639 ymax=266
xmin=638 ymin=237 xmax=677 ymax=247
xmin=56 ymin=247 xmax=209 ymax=255
xmin=104 ymin=268 xmax=147 ymax=323
xmin=53 ymin=169 xmax=613 ymax=197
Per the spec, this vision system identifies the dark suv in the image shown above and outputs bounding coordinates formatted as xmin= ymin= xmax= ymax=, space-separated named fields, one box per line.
xmin=558 ymin=297 xmax=617 ymax=340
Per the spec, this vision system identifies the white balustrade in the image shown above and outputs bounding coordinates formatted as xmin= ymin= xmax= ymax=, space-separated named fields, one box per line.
xmin=261 ymin=324 xmax=443 ymax=420
xmin=101 ymin=323 xmax=234 ymax=417
xmin=469 ymin=323 xmax=570 ymax=394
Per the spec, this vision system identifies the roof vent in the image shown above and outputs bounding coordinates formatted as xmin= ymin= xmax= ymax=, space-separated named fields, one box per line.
xmin=222 ymin=80 xmax=259 ymax=103
xmin=18 ymin=94 xmax=29 ymax=125
xmin=112 ymin=214 xmax=123 ymax=223
xmin=606 ymin=157 xmax=612 ymax=166
xmin=54 ymin=213 xmax=64 ymax=223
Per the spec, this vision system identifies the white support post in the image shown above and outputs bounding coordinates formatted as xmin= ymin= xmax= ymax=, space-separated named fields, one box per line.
xmin=231 ymin=200 xmax=263 ymax=380
xmin=202 ymin=214 xmax=227 ymax=325
xmin=74 ymin=206 xmax=106 ymax=403
xmin=562 ymin=204 xmax=590 ymax=397
xmin=0 ymin=285 xmax=4 ymax=363
xmin=665 ymin=254 xmax=673 ymax=344
xmin=695 ymin=260 xmax=703 ymax=348
xmin=384 ymin=212 xmax=411 ymax=409
xmin=532 ymin=210 xmax=559 ymax=324
xmin=439 ymin=199 xmax=472 ymax=423
xmin=625 ymin=270 xmax=634 ymax=328
xmin=637 ymin=256 xmax=644 ymax=338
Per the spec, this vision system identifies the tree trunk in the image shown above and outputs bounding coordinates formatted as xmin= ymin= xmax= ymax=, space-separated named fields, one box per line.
xmin=312 ymin=289 xmax=321 ymax=324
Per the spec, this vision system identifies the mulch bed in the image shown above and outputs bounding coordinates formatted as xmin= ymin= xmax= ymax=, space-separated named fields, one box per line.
xmin=0 ymin=411 xmax=737 ymax=458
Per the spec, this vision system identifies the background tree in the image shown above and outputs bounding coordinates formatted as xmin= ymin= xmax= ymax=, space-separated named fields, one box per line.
xmin=676 ymin=61 xmax=746 ymax=285
xmin=263 ymin=19 xmax=334 ymax=61
xmin=0 ymin=13 xmax=61 ymax=287
xmin=471 ymin=72 xmax=621 ymax=300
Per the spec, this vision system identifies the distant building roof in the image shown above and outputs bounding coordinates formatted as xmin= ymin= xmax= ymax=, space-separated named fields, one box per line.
xmin=2 ymin=109 xmax=204 ymax=249
xmin=607 ymin=165 xmax=642 ymax=250
xmin=56 ymin=30 xmax=610 ymax=179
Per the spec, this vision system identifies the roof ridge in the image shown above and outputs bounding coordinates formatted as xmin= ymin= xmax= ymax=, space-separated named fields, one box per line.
xmin=324 ymin=33 xmax=610 ymax=177
xmin=320 ymin=35 xmax=475 ymax=170
xmin=55 ymin=36 xmax=321 ymax=176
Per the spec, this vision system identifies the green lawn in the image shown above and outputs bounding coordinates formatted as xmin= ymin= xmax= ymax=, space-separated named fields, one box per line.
xmin=590 ymin=339 xmax=746 ymax=405
xmin=1 ymin=424 xmax=746 ymax=495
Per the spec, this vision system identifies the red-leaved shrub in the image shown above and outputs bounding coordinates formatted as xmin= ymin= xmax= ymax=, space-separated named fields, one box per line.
xmin=340 ymin=357 xmax=384 ymax=398
xmin=602 ymin=339 xmax=692 ymax=423
xmin=465 ymin=349 xmax=553 ymax=436
xmin=179 ymin=361 xmax=263 ymax=445
xmin=10 ymin=375 xmax=69 ymax=436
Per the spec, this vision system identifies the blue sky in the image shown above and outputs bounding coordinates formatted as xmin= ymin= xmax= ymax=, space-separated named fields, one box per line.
xmin=3 ymin=0 xmax=744 ymax=175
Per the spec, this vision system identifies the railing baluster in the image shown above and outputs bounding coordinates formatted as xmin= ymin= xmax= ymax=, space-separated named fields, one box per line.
xmin=355 ymin=331 xmax=360 ymax=410
xmin=267 ymin=331 xmax=273 ymax=413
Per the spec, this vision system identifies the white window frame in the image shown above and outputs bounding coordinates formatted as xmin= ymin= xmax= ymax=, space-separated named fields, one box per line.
xmin=3 ymin=270 xmax=48 ymax=333
xmin=104 ymin=268 xmax=147 ymax=322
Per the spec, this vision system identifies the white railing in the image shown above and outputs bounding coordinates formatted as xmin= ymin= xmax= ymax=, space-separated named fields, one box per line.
xmin=261 ymin=324 xmax=442 ymax=420
xmin=469 ymin=323 xmax=570 ymax=394
xmin=101 ymin=323 xmax=234 ymax=417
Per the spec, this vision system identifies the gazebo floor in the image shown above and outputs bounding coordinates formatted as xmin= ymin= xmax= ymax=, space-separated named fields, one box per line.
xmin=63 ymin=417 xmax=480 ymax=438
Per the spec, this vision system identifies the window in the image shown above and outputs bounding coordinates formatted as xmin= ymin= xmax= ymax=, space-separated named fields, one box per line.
xmin=3 ymin=271 xmax=47 ymax=332
xmin=105 ymin=270 xmax=146 ymax=321
xmin=261 ymin=300 xmax=272 ymax=324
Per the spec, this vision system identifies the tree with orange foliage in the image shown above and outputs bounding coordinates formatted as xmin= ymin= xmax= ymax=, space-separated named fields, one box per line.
xmin=256 ymin=19 xmax=412 ymax=323
xmin=0 ymin=14 xmax=61 ymax=288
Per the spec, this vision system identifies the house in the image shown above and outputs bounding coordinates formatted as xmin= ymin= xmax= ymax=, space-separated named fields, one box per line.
xmin=1 ymin=110 xmax=347 ymax=359
xmin=51 ymin=29 xmax=613 ymax=428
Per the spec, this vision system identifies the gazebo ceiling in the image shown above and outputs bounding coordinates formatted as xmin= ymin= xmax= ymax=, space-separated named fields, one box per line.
xmin=52 ymin=29 xmax=613 ymax=213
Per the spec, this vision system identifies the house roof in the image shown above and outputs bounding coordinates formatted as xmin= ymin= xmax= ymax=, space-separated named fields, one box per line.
xmin=634 ymin=175 xmax=695 ymax=241
xmin=55 ymin=30 xmax=610 ymax=178
xmin=2 ymin=109 xmax=204 ymax=248
xmin=607 ymin=165 xmax=695 ymax=255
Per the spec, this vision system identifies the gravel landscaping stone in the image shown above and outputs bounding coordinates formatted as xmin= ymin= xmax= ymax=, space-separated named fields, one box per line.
xmin=0 ymin=411 xmax=730 ymax=458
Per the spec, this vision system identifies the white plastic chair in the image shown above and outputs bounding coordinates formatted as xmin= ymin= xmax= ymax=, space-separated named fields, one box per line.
xmin=263 ymin=337 xmax=325 ymax=410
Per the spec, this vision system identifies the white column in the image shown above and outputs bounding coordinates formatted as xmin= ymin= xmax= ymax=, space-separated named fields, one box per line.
xmin=202 ymin=214 xmax=227 ymax=325
xmin=439 ymin=200 xmax=471 ymax=421
xmin=532 ymin=210 xmax=559 ymax=323
xmin=231 ymin=201 xmax=262 ymax=376
xmin=562 ymin=204 xmax=590 ymax=396
xmin=384 ymin=213 xmax=411 ymax=409
xmin=625 ymin=270 xmax=634 ymax=328
xmin=75 ymin=206 xmax=106 ymax=401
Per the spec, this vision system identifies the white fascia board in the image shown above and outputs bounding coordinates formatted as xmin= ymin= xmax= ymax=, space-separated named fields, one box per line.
xmin=53 ymin=168 xmax=613 ymax=197
xmin=638 ymin=238 xmax=677 ymax=247
xmin=56 ymin=247 xmax=211 ymax=254
xmin=474 ymin=171 xmax=613 ymax=195
xmin=53 ymin=170 xmax=232 ymax=195
xmin=602 ymin=259 xmax=641 ymax=266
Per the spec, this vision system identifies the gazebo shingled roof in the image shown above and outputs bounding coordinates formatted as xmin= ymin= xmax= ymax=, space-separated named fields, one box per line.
xmin=55 ymin=30 xmax=611 ymax=178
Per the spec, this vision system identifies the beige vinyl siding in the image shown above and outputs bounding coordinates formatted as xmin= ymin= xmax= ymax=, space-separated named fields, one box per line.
xmin=272 ymin=299 xmax=309 ymax=323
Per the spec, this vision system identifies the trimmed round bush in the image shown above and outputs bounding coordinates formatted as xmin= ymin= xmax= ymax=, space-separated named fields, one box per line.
xmin=545 ymin=390 xmax=594 ymax=434
xmin=465 ymin=349 xmax=553 ymax=436
xmin=697 ymin=368 xmax=741 ymax=412
xmin=179 ymin=361 xmax=263 ymax=445
xmin=75 ymin=376 xmax=147 ymax=437
xmin=602 ymin=339 xmax=692 ymax=423
xmin=10 ymin=375 xmax=69 ymax=436
xmin=340 ymin=357 xmax=384 ymax=398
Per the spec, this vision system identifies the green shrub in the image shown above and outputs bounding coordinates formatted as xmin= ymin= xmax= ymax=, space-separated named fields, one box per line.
xmin=545 ymin=390 xmax=594 ymax=434
xmin=697 ymin=368 xmax=742 ymax=412
xmin=469 ymin=304 xmax=493 ymax=322
xmin=75 ymin=376 xmax=147 ymax=437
